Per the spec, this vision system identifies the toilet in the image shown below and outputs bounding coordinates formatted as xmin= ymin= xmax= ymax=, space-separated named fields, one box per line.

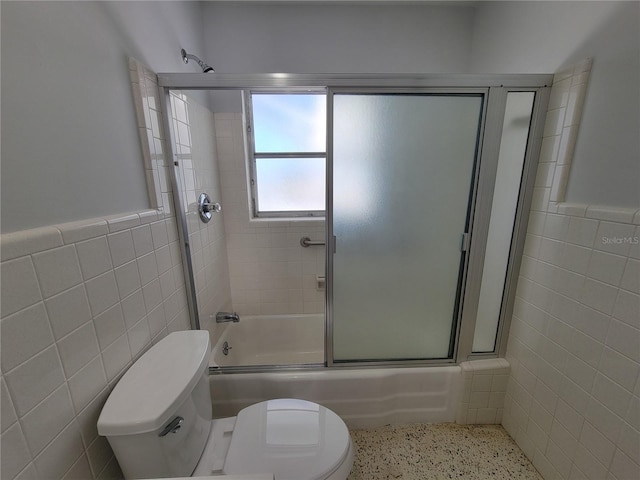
xmin=97 ymin=330 xmax=354 ymax=480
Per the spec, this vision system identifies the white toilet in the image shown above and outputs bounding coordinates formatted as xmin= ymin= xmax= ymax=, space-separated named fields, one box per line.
xmin=97 ymin=330 xmax=354 ymax=480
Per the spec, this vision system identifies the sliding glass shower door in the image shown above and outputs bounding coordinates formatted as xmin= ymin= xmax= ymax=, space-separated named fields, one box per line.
xmin=330 ymin=92 xmax=484 ymax=362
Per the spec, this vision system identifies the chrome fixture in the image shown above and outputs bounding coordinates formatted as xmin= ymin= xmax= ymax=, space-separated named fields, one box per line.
xmin=198 ymin=193 xmax=221 ymax=223
xmin=222 ymin=341 xmax=232 ymax=356
xmin=158 ymin=416 xmax=184 ymax=437
xmin=300 ymin=236 xmax=325 ymax=247
xmin=181 ymin=48 xmax=214 ymax=73
xmin=216 ymin=311 xmax=240 ymax=323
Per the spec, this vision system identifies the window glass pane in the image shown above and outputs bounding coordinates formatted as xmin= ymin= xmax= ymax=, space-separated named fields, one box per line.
xmin=253 ymin=94 xmax=326 ymax=153
xmin=256 ymin=157 xmax=325 ymax=212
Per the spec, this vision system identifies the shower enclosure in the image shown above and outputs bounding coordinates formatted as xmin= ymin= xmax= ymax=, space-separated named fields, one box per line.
xmin=157 ymin=74 xmax=551 ymax=371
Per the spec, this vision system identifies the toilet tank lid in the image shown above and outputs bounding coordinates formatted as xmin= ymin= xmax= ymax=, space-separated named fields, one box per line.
xmin=97 ymin=330 xmax=210 ymax=436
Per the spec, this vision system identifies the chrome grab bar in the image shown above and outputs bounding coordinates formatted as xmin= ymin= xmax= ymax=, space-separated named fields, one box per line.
xmin=300 ymin=236 xmax=325 ymax=247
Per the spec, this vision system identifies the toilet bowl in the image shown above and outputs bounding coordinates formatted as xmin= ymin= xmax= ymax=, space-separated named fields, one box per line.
xmin=97 ymin=331 xmax=354 ymax=480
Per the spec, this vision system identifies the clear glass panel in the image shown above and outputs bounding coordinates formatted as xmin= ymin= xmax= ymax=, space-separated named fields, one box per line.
xmin=332 ymin=94 xmax=483 ymax=361
xmin=253 ymin=94 xmax=326 ymax=153
xmin=473 ymin=92 xmax=535 ymax=353
xmin=256 ymin=157 xmax=326 ymax=212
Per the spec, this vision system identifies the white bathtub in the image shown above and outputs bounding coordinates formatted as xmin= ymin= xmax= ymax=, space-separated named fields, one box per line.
xmin=210 ymin=313 xmax=324 ymax=367
xmin=208 ymin=313 xmax=463 ymax=428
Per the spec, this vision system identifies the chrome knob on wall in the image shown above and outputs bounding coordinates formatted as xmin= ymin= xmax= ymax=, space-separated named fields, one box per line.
xmin=197 ymin=193 xmax=221 ymax=223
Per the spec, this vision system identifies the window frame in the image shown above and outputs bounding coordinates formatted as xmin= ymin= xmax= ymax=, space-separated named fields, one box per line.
xmin=244 ymin=88 xmax=328 ymax=219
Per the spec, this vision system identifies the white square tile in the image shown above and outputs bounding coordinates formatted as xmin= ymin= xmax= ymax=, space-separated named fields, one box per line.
xmin=137 ymin=252 xmax=159 ymax=286
xmin=1 ymin=257 xmax=42 ymax=318
xmin=56 ymin=322 xmax=100 ymax=378
xmin=563 ymin=353 xmax=596 ymax=391
xmin=566 ymin=217 xmax=599 ymax=248
xmin=67 ymin=356 xmax=107 ymax=413
xmin=1 ymin=376 xmax=17 ymax=433
xmin=585 ymin=396 xmax=623 ymax=443
xmin=128 ymin=318 xmax=151 ymax=358
xmin=101 ymin=334 xmax=131 ymax=382
xmin=93 ymin=304 xmax=126 ymax=350
xmin=62 ymin=453 xmax=93 ymax=480
xmin=58 ymin=218 xmax=107 ymax=245
xmin=158 ymin=269 xmax=177 ymax=299
xmin=20 ymin=384 xmax=74 ymax=455
xmin=1 ymin=423 xmax=32 ymax=480
xmin=580 ymin=278 xmax=618 ymax=315
xmin=142 ymin=279 xmax=163 ymax=313
xmin=572 ymin=443 xmax=608 ymax=480
xmin=150 ymin=220 xmax=169 ymax=249
xmin=33 ymin=420 xmax=84 ymax=480
xmin=554 ymin=399 xmax=584 ymax=439
xmin=87 ymin=435 xmax=113 ymax=478
xmin=618 ymin=423 xmax=640 ymax=464
xmin=1 ymin=303 xmax=53 ymax=373
xmin=114 ymin=260 xmax=142 ymax=299
xmin=107 ymin=230 xmax=136 ymax=268
xmin=610 ymin=449 xmax=640 ymax=480
xmin=85 ymin=271 xmax=119 ymax=317
xmin=605 ymin=319 xmax=640 ymax=363
xmin=586 ymin=250 xmax=627 ymax=287
xmin=574 ymin=303 xmax=610 ymax=342
xmin=131 ymin=225 xmax=154 ymax=257
xmin=621 ymin=258 xmax=640 ymax=294
xmin=545 ymin=439 xmax=572 ymax=478
xmin=44 ymin=285 xmax=92 ymax=340
xmin=147 ymin=304 xmax=167 ymax=338
xmin=75 ymin=236 xmax=113 ymax=280
xmin=613 ymin=289 xmax=640 ymax=329
xmin=579 ymin=421 xmax=616 ymax=467
xmin=121 ymin=290 xmax=146 ymax=330
xmin=32 ymin=245 xmax=82 ymax=298
xmin=5 ymin=346 xmax=65 ymax=416
xmin=155 ymin=245 xmax=173 ymax=274
xmin=76 ymin=385 xmax=109 ymax=447
xmin=599 ymin=347 xmax=639 ymax=392
xmin=592 ymin=374 xmax=632 ymax=418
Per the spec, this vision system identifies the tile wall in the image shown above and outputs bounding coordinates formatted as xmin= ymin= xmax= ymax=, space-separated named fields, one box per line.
xmin=457 ymin=358 xmax=510 ymax=425
xmin=213 ymin=112 xmax=326 ymax=316
xmin=0 ymin=210 xmax=190 ymax=480
xmin=501 ymin=60 xmax=640 ymax=479
xmin=168 ymin=91 xmax=233 ymax=339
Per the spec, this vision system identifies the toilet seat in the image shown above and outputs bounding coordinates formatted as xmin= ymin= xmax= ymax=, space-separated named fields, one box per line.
xmin=223 ymin=399 xmax=353 ymax=480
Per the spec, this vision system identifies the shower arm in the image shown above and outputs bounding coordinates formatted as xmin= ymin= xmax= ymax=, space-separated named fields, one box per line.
xmin=181 ymin=49 xmax=214 ymax=73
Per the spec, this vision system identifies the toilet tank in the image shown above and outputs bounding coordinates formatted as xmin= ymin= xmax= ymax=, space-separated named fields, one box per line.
xmin=97 ymin=331 xmax=212 ymax=479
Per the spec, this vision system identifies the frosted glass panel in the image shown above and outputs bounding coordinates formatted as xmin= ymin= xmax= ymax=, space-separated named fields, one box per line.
xmin=473 ymin=92 xmax=535 ymax=352
xmin=256 ymin=157 xmax=325 ymax=211
xmin=332 ymin=94 xmax=483 ymax=361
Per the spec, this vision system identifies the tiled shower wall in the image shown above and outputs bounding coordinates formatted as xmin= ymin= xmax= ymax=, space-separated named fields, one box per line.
xmin=168 ymin=91 xmax=233 ymax=338
xmin=501 ymin=61 xmax=640 ymax=479
xmin=214 ymin=112 xmax=326 ymax=316
xmin=0 ymin=211 xmax=190 ymax=480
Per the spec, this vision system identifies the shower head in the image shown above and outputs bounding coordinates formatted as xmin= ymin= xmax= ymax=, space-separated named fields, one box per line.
xmin=181 ymin=48 xmax=214 ymax=73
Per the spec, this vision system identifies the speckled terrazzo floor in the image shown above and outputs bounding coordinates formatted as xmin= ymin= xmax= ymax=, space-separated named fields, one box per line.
xmin=347 ymin=423 xmax=542 ymax=480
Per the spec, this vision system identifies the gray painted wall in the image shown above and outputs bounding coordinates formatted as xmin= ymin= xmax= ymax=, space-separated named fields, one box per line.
xmin=201 ymin=3 xmax=475 ymax=74
xmin=0 ymin=1 xmax=208 ymax=233
xmin=471 ymin=1 xmax=640 ymax=207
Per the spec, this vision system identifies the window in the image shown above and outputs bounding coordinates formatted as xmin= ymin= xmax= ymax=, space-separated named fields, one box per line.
xmin=245 ymin=91 xmax=327 ymax=218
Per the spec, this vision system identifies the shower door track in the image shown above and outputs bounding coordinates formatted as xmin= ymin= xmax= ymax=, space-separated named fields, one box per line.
xmin=157 ymin=73 xmax=552 ymax=369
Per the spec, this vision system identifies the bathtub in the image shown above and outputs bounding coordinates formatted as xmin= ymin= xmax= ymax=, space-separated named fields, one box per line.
xmin=210 ymin=365 xmax=462 ymax=428
xmin=210 ymin=313 xmax=324 ymax=367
